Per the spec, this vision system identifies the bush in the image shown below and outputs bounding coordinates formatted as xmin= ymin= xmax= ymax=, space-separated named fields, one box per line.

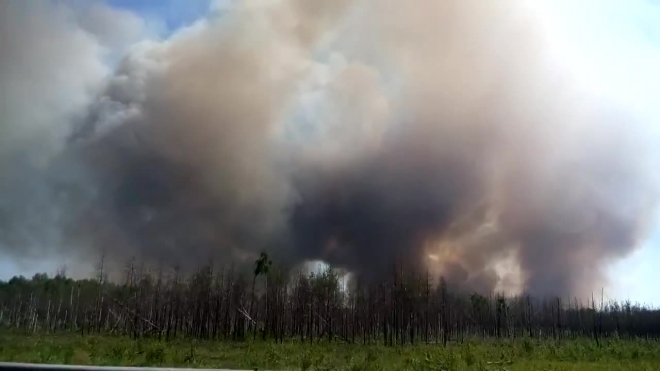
xmin=145 ymin=344 xmax=165 ymax=364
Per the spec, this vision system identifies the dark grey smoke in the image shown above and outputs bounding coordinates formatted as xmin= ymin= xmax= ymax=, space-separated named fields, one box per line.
xmin=290 ymin=122 xmax=494 ymax=285
xmin=1 ymin=0 xmax=658 ymax=297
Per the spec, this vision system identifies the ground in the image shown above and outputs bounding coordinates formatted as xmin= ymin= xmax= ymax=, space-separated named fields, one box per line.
xmin=1 ymin=333 xmax=659 ymax=370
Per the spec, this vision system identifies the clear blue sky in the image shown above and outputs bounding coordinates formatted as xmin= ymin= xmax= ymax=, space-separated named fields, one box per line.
xmin=2 ymin=0 xmax=659 ymax=305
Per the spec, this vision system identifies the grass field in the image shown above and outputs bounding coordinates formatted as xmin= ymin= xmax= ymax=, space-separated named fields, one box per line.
xmin=2 ymin=334 xmax=660 ymax=370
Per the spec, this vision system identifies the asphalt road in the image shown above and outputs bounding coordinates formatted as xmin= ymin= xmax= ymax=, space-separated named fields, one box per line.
xmin=0 ymin=363 xmax=262 ymax=371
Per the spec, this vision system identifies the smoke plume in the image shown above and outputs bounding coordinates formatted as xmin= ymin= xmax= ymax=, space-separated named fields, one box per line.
xmin=1 ymin=0 xmax=658 ymax=297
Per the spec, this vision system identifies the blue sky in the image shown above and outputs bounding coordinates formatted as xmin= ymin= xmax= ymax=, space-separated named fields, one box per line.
xmin=2 ymin=0 xmax=659 ymax=305
xmin=106 ymin=0 xmax=212 ymax=34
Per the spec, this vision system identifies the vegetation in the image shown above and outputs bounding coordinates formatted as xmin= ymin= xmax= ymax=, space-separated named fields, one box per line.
xmin=1 ymin=333 xmax=660 ymax=370
xmin=1 ymin=253 xmax=660 ymax=369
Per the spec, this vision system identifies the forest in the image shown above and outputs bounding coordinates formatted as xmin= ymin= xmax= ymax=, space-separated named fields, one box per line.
xmin=2 ymin=253 xmax=660 ymax=345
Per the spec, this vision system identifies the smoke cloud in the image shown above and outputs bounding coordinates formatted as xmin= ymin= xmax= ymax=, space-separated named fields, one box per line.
xmin=1 ymin=0 xmax=658 ymax=297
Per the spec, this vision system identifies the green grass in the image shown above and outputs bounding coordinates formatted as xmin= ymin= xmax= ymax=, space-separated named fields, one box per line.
xmin=1 ymin=333 xmax=660 ymax=370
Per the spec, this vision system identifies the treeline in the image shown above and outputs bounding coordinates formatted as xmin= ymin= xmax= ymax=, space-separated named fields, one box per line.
xmin=1 ymin=255 xmax=660 ymax=345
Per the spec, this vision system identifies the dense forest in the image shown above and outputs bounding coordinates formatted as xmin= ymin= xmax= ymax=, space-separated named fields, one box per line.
xmin=1 ymin=254 xmax=659 ymax=345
